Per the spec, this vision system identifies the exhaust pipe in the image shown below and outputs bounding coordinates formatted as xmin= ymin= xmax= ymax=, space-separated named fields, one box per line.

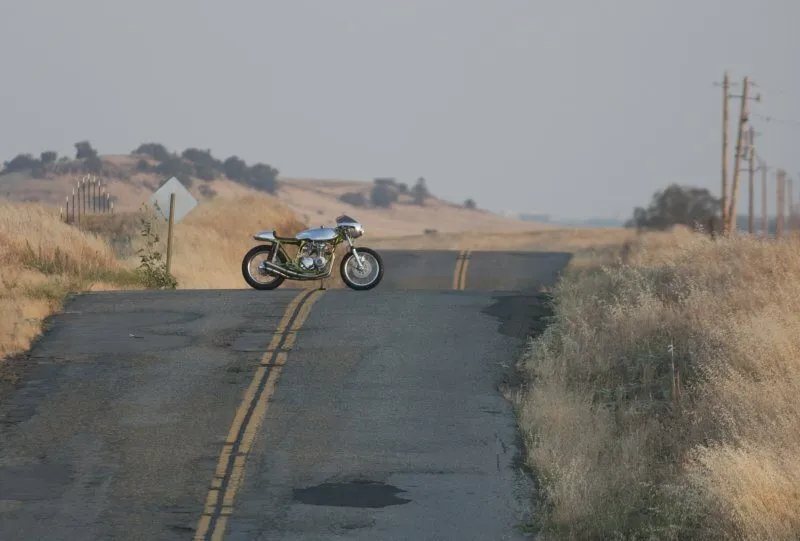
xmin=260 ymin=260 xmax=328 ymax=280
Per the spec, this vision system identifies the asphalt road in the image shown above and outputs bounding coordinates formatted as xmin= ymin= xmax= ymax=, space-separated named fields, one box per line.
xmin=0 ymin=249 xmax=572 ymax=541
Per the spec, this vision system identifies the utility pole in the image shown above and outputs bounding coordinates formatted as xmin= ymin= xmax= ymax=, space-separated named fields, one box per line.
xmin=760 ymin=158 xmax=770 ymax=235
xmin=788 ymin=175 xmax=794 ymax=234
xmin=747 ymin=126 xmax=755 ymax=234
xmin=726 ymin=76 xmax=761 ymax=234
xmin=728 ymin=75 xmax=750 ymax=234
xmin=777 ymin=169 xmax=786 ymax=238
xmin=721 ymin=71 xmax=730 ymax=232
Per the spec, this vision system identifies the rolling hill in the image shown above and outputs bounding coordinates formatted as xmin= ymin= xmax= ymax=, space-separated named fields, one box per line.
xmin=0 ymin=148 xmax=550 ymax=239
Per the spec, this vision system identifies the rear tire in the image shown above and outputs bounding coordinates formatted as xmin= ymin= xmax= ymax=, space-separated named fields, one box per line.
xmin=340 ymin=247 xmax=384 ymax=290
xmin=242 ymin=245 xmax=287 ymax=290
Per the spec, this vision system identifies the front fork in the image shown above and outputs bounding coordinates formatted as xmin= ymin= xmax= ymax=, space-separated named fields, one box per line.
xmin=345 ymin=233 xmax=364 ymax=269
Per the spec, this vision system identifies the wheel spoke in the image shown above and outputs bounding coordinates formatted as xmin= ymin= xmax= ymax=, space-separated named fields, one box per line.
xmin=344 ymin=253 xmax=379 ymax=286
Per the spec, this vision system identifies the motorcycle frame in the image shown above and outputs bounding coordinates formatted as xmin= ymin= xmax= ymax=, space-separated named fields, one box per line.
xmin=256 ymin=227 xmax=364 ymax=281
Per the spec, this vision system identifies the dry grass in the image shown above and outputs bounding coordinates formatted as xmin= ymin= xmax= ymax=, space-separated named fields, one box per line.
xmin=370 ymin=226 xmax=638 ymax=253
xmin=0 ymin=192 xmax=310 ymax=368
xmin=276 ymin=179 xmax=550 ymax=237
xmin=0 ymin=201 xmax=143 ymax=365
xmin=78 ymin=192 xmax=314 ymax=289
xmin=515 ymin=228 xmax=800 ymax=540
xmin=164 ymin=193 xmax=307 ymax=288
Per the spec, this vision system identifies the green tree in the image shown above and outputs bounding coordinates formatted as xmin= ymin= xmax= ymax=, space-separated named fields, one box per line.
xmin=464 ymin=198 xmax=476 ymax=210
xmin=133 ymin=143 xmax=170 ymax=162
xmin=223 ymin=156 xmax=248 ymax=181
xmin=625 ymin=183 xmax=721 ymax=231
xmin=412 ymin=177 xmax=428 ymax=205
xmin=154 ymin=155 xmax=194 ymax=187
xmin=83 ymin=155 xmax=103 ymax=174
xmin=245 ymin=163 xmax=279 ymax=193
xmin=40 ymin=151 xmax=58 ymax=165
xmin=1 ymin=154 xmax=40 ymax=175
xmin=370 ymin=183 xmax=397 ymax=207
xmin=74 ymin=140 xmax=97 ymax=160
xmin=182 ymin=148 xmax=222 ymax=180
xmin=339 ymin=191 xmax=367 ymax=207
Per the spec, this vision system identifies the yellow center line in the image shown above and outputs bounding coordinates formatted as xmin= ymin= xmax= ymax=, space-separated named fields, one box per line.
xmin=193 ymin=288 xmax=325 ymax=541
xmin=452 ymin=250 xmax=466 ymax=290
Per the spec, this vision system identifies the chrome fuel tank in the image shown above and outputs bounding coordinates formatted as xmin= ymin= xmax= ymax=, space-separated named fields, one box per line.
xmin=296 ymin=227 xmax=338 ymax=241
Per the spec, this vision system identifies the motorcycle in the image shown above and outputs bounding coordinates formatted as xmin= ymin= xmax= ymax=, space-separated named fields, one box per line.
xmin=241 ymin=214 xmax=384 ymax=291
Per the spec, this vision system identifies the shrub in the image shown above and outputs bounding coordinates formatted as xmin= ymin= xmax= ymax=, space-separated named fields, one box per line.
xmin=135 ymin=204 xmax=177 ymax=289
xmin=370 ymin=183 xmax=398 ymax=207
xmin=133 ymin=143 xmax=171 ymax=162
xmin=339 ymin=191 xmax=366 ymax=207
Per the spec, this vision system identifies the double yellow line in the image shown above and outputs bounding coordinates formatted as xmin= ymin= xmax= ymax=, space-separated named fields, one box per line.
xmin=452 ymin=249 xmax=471 ymax=290
xmin=193 ymin=288 xmax=325 ymax=541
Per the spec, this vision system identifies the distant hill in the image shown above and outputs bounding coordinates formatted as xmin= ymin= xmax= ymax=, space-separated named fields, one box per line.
xmin=518 ymin=212 xmax=626 ymax=228
xmin=0 ymin=141 xmax=550 ymax=238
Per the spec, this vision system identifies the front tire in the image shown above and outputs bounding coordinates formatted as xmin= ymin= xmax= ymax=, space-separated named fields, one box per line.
xmin=340 ymin=247 xmax=384 ymax=290
xmin=242 ymin=245 xmax=287 ymax=290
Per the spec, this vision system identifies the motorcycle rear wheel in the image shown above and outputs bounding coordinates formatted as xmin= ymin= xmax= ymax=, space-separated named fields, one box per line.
xmin=242 ymin=245 xmax=287 ymax=290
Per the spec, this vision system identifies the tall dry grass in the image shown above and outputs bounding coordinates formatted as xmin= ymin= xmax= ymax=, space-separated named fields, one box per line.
xmin=78 ymin=192 xmax=308 ymax=289
xmin=370 ymin=226 xmax=639 ymax=254
xmin=0 ymin=201 xmax=142 ymax=364
xmin=0 ymin=193 xmax=309 ymax=367
xmin=163 ymin=193 xmax=307 ymax=288
xmin=515 ymin=229 xmax=800 ymax=540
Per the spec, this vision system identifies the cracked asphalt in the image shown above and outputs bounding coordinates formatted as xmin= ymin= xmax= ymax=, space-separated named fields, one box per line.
xmin=0 ymin=249 xmax=571 ymax=540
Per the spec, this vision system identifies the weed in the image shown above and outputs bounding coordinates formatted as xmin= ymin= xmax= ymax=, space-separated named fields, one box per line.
xmin=135 ymin=203 xmax=177 ymax=289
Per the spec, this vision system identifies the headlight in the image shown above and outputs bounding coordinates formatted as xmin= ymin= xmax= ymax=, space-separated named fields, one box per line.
xmin=348 ymin=225 xmax=363 ymax=238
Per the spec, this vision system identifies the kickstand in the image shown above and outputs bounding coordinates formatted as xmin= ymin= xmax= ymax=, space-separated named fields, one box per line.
xmin=318 ymin=278 xmax=327 ymax=291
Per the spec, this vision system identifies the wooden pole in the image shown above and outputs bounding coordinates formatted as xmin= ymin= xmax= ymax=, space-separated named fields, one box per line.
xmin=789 ymin=176 xmax=794 ymax=234
xmin=721 ymin=71 xmax=730 ymax=232
xmin=166 ymin=192 xmax=176 ymax=274
xmin=761 ymin=159 xmax=768 ymax=235
xmin=747 ymin=126 xmax=755 ymax=234
xmin=728 ymin=75 xmax=749 ymax=234
xmin=777 ymin=170 xmax=785 ymax=238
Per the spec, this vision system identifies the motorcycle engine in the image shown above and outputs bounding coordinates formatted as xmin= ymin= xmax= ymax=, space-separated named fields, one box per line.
xmin=299 ymin=242 xmax=330 ymax=270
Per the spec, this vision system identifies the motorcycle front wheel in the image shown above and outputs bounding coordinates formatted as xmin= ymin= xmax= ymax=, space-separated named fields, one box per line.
xmin=242 ymin=245 xmax=287 ymax=290
xmin=339 ymin=247 xmax=384 ymax=290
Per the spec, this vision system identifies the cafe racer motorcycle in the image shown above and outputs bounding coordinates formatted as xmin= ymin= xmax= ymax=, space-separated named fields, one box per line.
xmin=241 ymin=214 xmax=384 ymax=291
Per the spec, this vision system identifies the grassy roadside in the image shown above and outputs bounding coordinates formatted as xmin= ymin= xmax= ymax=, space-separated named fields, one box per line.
xmin=0 ymin=193 xmax=309 ymax=373
xmin=0 ymin=201 xmax=146 ymax=375
xmin=0 ymin=202 xmax=143 ymax=389
xmin=513 ymin=227 xmax=800 ymax=540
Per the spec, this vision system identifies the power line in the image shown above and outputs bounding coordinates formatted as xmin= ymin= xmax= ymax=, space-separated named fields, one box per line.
xmin=750 ymin=112 xmax=800 ymax=128
xmin=750 ymin=82 xmax=796 ymax=98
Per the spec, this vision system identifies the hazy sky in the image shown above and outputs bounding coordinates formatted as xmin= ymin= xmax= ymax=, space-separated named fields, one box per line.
xmin=1 ymin=0 xmax=798 ymax=219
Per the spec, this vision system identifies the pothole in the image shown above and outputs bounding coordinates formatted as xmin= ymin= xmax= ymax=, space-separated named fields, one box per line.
xmin=292 ymin=480 xmax=411 ymax=508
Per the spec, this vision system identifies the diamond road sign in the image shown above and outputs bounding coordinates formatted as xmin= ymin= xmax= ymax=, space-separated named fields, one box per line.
xmin=147 ymin=176 xmax=198 ymax=223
